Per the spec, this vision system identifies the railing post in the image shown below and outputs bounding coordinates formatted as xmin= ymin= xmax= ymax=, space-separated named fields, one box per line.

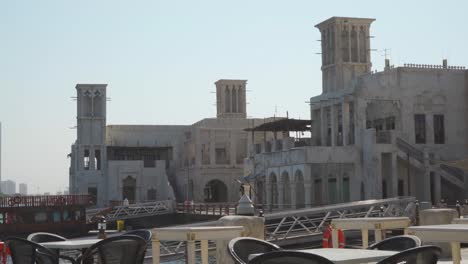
xmin=415 ymin=200 xmax=420 ymax=225
xmin=186 ymin=233 xmax=196 ymax=264
xmin=456 ymin=200 xmax=461 ymax=218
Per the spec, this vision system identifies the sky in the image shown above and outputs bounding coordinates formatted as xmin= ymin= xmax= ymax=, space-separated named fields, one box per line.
xmin=0 ymin=0 xmax=467 ymax=194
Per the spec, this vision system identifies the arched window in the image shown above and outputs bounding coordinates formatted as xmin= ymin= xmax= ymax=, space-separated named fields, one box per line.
xmin=295 ymin=170 xmax=305 ymax=208
xmin=231 ymin=86 xmax=238 ymax=113
xmin=359 ymin=26 xmax=367 ymax=63
xmin=237 ymin=85 xmax=243 ymax=113
xmin=341 ymin=26 xmax=350 ymax=62
xmin=225 ymin=86 xmax=231 ymax=113
xmin=270 ymin=173 xmax=278 ymax=208
xmin=351 ymin=26 xmax=358 ymax=62
xmin=281 ymin=171 xmax=291 ymax=208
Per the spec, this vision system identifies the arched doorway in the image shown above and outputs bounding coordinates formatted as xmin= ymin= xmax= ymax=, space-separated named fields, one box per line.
xmin=204 ymin=180 xmax=228 ymax=202
xmin=255 ymin=177 xmax=265 ymax=205
xmin=281 ymin=171 xmax=291 ymax=208
xmin=295 ymin=170 xmax=305 ymax=208
xmin=147 ymin=188 xmax=157 ymax=201
xmin=270 ymin=173 xmax=278 ymax=208
xmin=122 ymin=176 xmax=136 ymax=202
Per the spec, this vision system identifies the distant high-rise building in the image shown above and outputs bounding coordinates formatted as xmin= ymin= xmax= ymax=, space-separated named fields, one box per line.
xmin=56 ymin=191 xmax=62 ymax=195
xmin=0 ymin=122 xmax=2 ymax=184
xmin=19 ymin=183 xmax=27 ymax=195
xmin=43 ymin=192 xmax=50 ymax=195
xmin=1 ymin=180 xmax=16 ymax=195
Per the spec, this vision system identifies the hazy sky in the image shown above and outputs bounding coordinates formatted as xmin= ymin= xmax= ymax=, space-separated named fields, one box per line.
xmin=1 ymin=1 xmax=467 ymax=194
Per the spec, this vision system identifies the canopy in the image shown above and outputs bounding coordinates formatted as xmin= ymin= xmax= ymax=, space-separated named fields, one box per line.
xmin=244 ymin=118 xmax=311 ymax=132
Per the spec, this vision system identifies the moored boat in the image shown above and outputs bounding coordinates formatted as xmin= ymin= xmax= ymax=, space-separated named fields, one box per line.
xmin=0 ymin=194 xmax=91 ymax=238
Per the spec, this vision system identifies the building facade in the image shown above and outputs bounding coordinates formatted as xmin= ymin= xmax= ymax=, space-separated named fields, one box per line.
xmin=69 ymin=80 xmax=278 ymax=207
xmin=245 ymin=17 xmax=468 ymax=209
xmin=1 ymin=180 xmax=16 ymax=195
xmin=19 ymin=183 xmax=27 ymax=195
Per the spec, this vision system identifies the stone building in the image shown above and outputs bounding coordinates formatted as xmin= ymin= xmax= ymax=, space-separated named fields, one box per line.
xmin=69 ymin=80 xmax=278 ymax=207
xmin=245 ymin=16 xmax=468 ymax=209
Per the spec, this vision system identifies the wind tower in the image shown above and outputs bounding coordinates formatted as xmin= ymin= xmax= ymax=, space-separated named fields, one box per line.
xmin=215 ymin=79 xmax=247 ymax=118
xmin=315 ymin=17 xmax=375 ymax=94
xmin=71 ymin=84 xmax=107 ymax=206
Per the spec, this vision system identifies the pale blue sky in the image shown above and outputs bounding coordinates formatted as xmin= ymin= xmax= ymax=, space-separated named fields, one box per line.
xmin=0 ymin=1 xmax=467 ymax=194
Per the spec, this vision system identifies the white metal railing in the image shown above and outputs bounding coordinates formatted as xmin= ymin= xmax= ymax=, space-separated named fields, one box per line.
xmin=152 ymin=226 xmax=244 ymax=264
xmin=86 ymin=200 xmax=174 ymax=222
xmin=264 ymin=196 xmax=416 ymax=242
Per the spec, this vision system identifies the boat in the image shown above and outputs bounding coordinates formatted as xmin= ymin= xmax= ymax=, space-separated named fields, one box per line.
xmin=0 ymin=194 xmax=91 ymax=238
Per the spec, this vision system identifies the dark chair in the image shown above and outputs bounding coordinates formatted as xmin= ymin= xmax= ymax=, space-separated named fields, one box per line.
xmin=376 ymin=245 xmax=441 ymax=264
xmin=123 ymin=229 xmax=152 ymax=242
xmin=228 ymin=237 xmax=281 ymax=264
xmin=248 ymin=250 xmax=334 ymax=264
xmin=78 ymin=235 xmax=147 ymax=264
xmin=6 ymin=237 xmax=76 ymax=264
xmin=368 ymin=235 xmax=421 ymax=251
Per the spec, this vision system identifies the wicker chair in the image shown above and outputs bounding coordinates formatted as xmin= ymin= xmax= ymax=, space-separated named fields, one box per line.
xmin=228 ymin=237 xmax=281 ymax=264
xmin=368 ymin=235 xmax=422 ymax=251
xmin=248 ymin=250 xmax=334 ymax=264
xmin=78 ymin=235 xmax=147 ymax=264
xmin=6 ymin=236 xmax=76 ymax=264
xmin=376 ymin=245 xmax=441 ymax=264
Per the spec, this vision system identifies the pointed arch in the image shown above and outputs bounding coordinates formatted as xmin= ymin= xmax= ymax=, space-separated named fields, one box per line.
xmin=295 ymin=170 xmax=305 ymax=208
xmin=281 ymin=171 xmax=291 ymax=208
xmin=351 ymin=26 xmax=358 ymax=62
xmin=341 ymin=26 xmax=350 ymax=62
xmin=225 ymin=86 xmax=231 ymax=113
xmin=359 ymin=26 xmax=367 ymax=63
xmin=270 ymin=173 xmax=278 ymax=208
xmin=231 ymin=86 xmax=238 ymax=113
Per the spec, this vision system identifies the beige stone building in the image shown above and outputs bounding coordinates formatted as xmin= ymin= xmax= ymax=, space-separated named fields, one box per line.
xmin=245 ymin=17 xmax=468 ymax=209
xmin=69 ymin=80 xmax=279 ymax=207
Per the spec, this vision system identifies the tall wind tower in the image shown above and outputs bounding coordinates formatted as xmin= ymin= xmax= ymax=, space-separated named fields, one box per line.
xmin=215 ymin=79 xmax=247 ymax=119
xmin=70 ymin=84 xmax=107 ymax=205
xmin=315 ymin=17 xmax=375 ymax=94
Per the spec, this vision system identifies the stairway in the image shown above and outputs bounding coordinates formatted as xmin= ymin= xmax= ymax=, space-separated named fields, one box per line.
xmin=396 ymin=137 xmax=465 ymax=189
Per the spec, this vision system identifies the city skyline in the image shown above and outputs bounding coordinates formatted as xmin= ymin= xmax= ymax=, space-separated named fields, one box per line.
xmin=1 ymin=1 xmax=467 ymax=193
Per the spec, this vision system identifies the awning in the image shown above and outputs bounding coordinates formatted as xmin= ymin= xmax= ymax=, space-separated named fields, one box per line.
xmin=244 ymin=118 xmax=311 ymax=132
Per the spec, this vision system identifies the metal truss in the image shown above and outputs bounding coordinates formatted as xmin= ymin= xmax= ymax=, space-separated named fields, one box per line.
xmin=86 ymin=200 xmax=174 ymax=222
xmin=264 ymin=196 xmax=416 ymax=241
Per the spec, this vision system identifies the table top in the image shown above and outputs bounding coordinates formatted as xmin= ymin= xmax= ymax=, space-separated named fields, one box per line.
xmin=408 ymin=224 xmax=468 ymax=232
xmin=452 ymin=218 xmax=468 ymax=223
xmin=332 ymin=217 xmax=410 ymax=223
xmin=331 ymin=217 xmax=411 ymax=230
xmin=249 ymin=248 xmax=397 ymax=264
xmin=408 ymin=224 xmax=468 ymax=243
xmin=40 ymin=239 xmax=101 ymax=249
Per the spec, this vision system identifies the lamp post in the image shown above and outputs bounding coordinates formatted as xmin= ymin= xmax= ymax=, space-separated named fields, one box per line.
xmin=97 ymin=216 xmax=107 ymax=239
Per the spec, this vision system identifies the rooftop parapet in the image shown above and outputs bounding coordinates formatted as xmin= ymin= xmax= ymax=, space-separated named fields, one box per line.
xmin=403 ymin=63 xmax=465 ymax=70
